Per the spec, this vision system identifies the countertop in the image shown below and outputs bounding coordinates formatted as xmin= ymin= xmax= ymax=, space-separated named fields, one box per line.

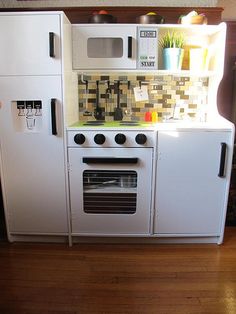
xmin=67 ymin=117 xmax=234 ymax=132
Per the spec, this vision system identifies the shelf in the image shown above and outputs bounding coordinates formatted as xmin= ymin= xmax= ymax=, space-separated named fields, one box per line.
xmin=77 ymin=69 xmax=216 ymax=77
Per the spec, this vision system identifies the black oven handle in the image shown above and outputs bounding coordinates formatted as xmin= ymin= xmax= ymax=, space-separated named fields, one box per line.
xmin=83 ymin=157 xmax=138 ymax=164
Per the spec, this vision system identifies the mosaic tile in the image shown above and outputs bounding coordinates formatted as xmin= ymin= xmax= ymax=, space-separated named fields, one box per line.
xmin=78 ymin=74 xmax=209 ymax=121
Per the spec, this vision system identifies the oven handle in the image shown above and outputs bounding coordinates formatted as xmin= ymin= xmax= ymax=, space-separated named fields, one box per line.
xmin=82 ymin=157 xmax=138 ymax=164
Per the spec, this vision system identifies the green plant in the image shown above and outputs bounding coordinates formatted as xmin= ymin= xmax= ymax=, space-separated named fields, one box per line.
xmin=160 ymin=31 xmax=185 ymax=49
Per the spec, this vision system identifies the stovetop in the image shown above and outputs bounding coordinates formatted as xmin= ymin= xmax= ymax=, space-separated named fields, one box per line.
xmin=68 ymin=120 xmax=157 ymax=129
xmin=67 ymin=121 xmax=157 ymax=148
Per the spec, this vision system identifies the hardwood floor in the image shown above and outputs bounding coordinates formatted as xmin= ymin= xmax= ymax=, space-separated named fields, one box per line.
xmin=1 ymin=228 xmax=236 ymax=314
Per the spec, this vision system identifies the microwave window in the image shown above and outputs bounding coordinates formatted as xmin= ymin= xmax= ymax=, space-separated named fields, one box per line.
xmin=87 ymin=38 xmax=123 ymax=58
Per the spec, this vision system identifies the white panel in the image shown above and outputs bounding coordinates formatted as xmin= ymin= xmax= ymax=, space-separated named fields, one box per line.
xmin=0 ymin=13 xmax=62 ymax=75
xmin=154 ymin=131 xmax=230 ymax=234
xmin=0 ymin=76 xmax=68 ymax=234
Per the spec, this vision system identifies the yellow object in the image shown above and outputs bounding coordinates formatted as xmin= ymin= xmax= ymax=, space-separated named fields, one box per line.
xmin=152 ymin=112 xmax=158 ymax=122
xmin=146 ymin=12 xmax=157 ymax=15
xmin=182 ymin=45 xmax=201 ymax=70
xmin=189 ymin=48 xmax=208 ymax=71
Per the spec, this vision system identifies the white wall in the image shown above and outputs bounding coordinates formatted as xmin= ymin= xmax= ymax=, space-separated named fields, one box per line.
xmin=0 ymin=0 xmax=218 ymax=8
xmin=218 ymin=0 xmax=236 ymax=20
xmin=1 ymin=0 xmax=235 ymax=21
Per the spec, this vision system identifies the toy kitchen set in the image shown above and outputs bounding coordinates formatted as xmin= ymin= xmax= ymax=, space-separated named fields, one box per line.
xmin=0 ymin=11 xmax=234 ymax=246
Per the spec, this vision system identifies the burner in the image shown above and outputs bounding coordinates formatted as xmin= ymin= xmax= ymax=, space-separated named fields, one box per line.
xmin=120 ymin=121 xmax=139 ymax=124
xmin=120 ymin=121 xmax=139 ymax=126
xmin=83 ymin=121 xmax=104 ymax=126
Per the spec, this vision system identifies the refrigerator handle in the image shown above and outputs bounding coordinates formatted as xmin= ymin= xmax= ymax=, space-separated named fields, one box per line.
xmin=49 ymin=32 xmax=55 ymax=58
xmin=51 ymin=98 xmax=57 ymax=135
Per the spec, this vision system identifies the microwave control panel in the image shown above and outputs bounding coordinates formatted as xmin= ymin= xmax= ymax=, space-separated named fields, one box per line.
xmin=137 ymin=27 xmax=158 ymax=70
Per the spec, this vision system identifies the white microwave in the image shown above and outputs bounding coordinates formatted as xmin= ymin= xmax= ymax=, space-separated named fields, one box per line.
xmin=72 ymin=24 xmax=158 ymax=70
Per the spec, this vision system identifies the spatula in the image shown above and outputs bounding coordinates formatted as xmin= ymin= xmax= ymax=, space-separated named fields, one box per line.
xmin=94 ymin=80 xmax=105 ymax=120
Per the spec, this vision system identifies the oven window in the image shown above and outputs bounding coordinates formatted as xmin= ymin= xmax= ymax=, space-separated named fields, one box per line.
xmin=87 ymin=38 xmax=123 ymax=58
xmin=83 ymin=170 xmax=137 ymax=214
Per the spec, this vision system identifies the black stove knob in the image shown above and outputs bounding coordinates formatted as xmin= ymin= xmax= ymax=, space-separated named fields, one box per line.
xmin=135 ymin=133 xmax=147 ymax=145
xmin=115 ymin=133 xmax=126 ymax=145
xmin=74 ymin=133 xmax=85 ymax=145
xmin=94 ymin=133 xmax=106 ymax=145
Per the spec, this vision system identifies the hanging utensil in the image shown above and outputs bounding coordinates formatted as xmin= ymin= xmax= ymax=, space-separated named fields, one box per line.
xmin=124 ymin=80 xmax=132 ymax=120
xmin=94 ymin=80 xmax=104 ymax=121
xmin=83 ymin=80 xmax=92 ymax=117
xmin=105 ymin=80 xmax=111 ymax=115
xmin=114 ymin=80 xmax=123 ymax=121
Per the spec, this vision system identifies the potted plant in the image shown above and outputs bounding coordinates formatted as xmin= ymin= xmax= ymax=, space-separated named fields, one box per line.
xmin=160 ymin=31 xmax=185 ymax=70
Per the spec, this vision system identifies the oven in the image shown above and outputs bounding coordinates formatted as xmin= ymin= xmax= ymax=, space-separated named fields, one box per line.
xmin=67 ymin=129 xmax=155 ymax=236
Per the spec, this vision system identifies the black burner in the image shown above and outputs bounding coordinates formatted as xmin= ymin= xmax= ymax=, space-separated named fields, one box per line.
xmin=83 ymin=122 xmax=104 ymax=126
xmin=120 ymin=121 xmax=139 ymax=124
xmin=120 ymin=122 xmax=140 ymax=126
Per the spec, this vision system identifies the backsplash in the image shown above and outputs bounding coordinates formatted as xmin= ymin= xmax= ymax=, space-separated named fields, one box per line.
xmin=78 ymin=74 xmax=209 ymax=122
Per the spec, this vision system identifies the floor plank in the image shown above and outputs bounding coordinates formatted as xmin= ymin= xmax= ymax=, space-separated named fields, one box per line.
xmin=0 ymin=227 xmax=236 ymax=313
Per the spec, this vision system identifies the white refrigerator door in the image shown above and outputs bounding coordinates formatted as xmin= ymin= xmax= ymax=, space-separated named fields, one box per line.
xmin=0 ymin=76 xmax=68 ymax=234
xmin=0 ymin=13 xmax=61 ymax=76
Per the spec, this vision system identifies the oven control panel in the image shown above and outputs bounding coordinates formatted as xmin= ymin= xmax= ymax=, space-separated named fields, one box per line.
xmin=67 ymin=130 xmax=156 ymax=148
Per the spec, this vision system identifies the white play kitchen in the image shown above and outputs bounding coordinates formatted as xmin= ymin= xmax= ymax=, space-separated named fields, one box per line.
xmin=0 ymin=11 xmax=234 ymax=245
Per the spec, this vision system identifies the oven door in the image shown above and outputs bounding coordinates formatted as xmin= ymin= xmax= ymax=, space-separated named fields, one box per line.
xmin=68 ymin=148 xmax=153 ymax=235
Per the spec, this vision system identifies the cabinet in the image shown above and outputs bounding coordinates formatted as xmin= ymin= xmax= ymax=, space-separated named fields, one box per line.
xmin=0 ymin=13 xmax=62 ymax=75
xmin=154 ymin=130 xmax=233 ymax=237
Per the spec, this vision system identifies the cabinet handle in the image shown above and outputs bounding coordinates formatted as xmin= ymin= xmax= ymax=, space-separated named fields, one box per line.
xmin=49 ymin=32 xmax=55 ymax=58
xmin=218 ymin=142 xmax=227 ymax=177
xmin=128 ymin=36 xmax=133 ymax=58
xmin=51 ymin=98 xmax=57 ymax=135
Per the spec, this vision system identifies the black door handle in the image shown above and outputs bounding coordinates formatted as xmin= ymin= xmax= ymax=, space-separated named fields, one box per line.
xmin=128 ymin=36 xmax=133 ymax=58
xmin=51 ymin=98 xmax=57 ymax=135
xmin=218 ymin=142 xmax=227 ymax=177
xmin=49 ymin=32 xmax=55 ymax=58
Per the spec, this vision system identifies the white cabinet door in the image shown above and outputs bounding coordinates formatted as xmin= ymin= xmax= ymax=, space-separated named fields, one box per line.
xmin=154 ymin=131 xmax=232 ymax=235
xmin=72 ymin=25 xmax=137 ymax=69
xmin=0 ymin=76 xmax=68 ymax=234
xmin=0 ymin=13 xmax=62 ymax=75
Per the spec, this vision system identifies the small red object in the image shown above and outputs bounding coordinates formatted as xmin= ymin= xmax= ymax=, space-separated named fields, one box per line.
xmin=145 ymin=112 xmax=152 ymax=122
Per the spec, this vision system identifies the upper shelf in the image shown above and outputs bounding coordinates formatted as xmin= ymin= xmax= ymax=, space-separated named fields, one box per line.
xmin=76 ymin=69 xmax=218 ymax=77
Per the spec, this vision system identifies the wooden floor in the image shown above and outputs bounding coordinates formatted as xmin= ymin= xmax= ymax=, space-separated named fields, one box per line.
xmin=1 ymin=229 xmax=236 ymax=314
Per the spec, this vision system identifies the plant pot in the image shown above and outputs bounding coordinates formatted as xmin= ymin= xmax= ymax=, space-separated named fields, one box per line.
xmin=163 ymin=48 xmax=184 ymax=71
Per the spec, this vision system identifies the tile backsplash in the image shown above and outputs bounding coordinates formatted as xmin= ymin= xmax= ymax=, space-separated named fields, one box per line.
xmin=78 ymin=74 xmax=209 ymax=122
